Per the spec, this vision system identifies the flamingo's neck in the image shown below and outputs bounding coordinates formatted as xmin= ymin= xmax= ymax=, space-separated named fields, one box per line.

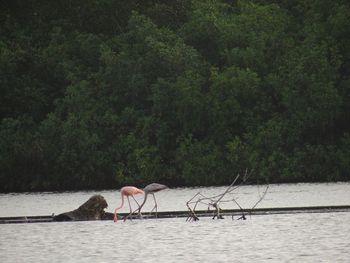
xmin=139 ymin=192 xmax=149 ymax=211
xmin=114 ymin=193 xmax=125 ymax=222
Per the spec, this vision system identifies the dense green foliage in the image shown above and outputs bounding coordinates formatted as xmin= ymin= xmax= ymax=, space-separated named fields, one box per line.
xmin=1 ymin=0 xmax=349 ymax=192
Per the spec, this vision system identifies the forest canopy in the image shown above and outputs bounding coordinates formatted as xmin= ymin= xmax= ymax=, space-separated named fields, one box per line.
xmin=0 ymin=0 xmax=349 ymax=192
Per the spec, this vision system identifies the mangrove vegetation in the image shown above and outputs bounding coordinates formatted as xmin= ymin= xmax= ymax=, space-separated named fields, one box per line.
xmin=1 ymin=0 xmax=350 ymax=192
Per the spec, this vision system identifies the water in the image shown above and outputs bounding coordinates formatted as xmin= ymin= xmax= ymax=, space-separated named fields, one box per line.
xmin=1 ymin=182 xmax=349 ymax=217
xmin=0 ymin=182 xmax=349 ymax=262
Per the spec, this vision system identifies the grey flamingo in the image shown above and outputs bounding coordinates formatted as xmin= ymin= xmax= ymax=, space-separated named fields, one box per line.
xmin=138 ymin=183 xmax=168 ymax=218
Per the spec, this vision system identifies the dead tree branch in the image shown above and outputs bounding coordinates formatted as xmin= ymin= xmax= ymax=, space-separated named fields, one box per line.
xmin=186 ymin=169 xmax=270 ymax=221
xmin=186 ymin=169 xmax=255 ymax=221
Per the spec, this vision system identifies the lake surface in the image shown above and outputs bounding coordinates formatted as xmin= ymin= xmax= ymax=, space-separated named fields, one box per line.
xmin=0 ymin=182 xmax=349 ymax=262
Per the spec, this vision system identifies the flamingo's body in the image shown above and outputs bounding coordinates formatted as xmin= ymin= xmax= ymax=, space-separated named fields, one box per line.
xmin=114 ymin=186 xmax=144 ymax=222
xmin=138 ymin=183 xmax=168 ymax=218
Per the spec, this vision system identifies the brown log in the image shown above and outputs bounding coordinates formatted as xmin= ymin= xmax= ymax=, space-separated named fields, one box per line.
xmin=53 ymin=195 xmax=111 ymax=221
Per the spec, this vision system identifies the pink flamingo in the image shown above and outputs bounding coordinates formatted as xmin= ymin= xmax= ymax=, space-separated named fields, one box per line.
xmin=114 ymin=186 xmax=144 ymax=222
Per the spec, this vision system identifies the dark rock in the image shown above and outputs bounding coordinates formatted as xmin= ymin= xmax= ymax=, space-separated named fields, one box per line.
xmin=53 ymin=195 xmax=109 ymax=221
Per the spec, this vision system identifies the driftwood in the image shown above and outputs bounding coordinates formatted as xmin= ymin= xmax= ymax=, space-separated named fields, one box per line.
xmin=53 ymin=195 xmax=112 ymax=221
xmin=186 ymin=169 xmax=269 ymax=221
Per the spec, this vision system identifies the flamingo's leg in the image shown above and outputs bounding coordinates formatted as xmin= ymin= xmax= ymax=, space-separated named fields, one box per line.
xmin=130 ymin=195 xmax=142 ymax=219
xmin=150 ymin=193 xmax=158 ymax=218
xmin=123 ymin=196 xmax=133 ymax=221
xmin=133 ymin=193 xmax=147 ymax=219
xmin=131 ymin=195 xmax=141 ymax=207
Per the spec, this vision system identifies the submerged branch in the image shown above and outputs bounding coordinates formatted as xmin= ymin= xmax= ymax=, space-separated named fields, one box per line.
xmin=185 ymin=169 xmax=269 ymax=221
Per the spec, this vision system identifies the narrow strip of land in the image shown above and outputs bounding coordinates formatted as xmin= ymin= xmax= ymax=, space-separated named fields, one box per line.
xmin=1 ymin=205 xmax=349 ymax=224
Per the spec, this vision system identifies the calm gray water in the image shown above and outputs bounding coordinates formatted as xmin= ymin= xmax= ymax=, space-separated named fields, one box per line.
xmin=0 ymin=182 xmax=349 ymax=262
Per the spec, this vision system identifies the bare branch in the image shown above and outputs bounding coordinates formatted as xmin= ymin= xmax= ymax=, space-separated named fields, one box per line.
xmin=186 ymin=169 xmax=253 ymax=221
xmin=185 ymin=169 xmax=269 ymax=221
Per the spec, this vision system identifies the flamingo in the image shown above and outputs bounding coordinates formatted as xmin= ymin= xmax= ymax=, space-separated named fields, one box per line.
xmin=114 ymin=186 xmax=144 ymax=222
xmin=137 ymin=183 xmax=168 ymax=218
